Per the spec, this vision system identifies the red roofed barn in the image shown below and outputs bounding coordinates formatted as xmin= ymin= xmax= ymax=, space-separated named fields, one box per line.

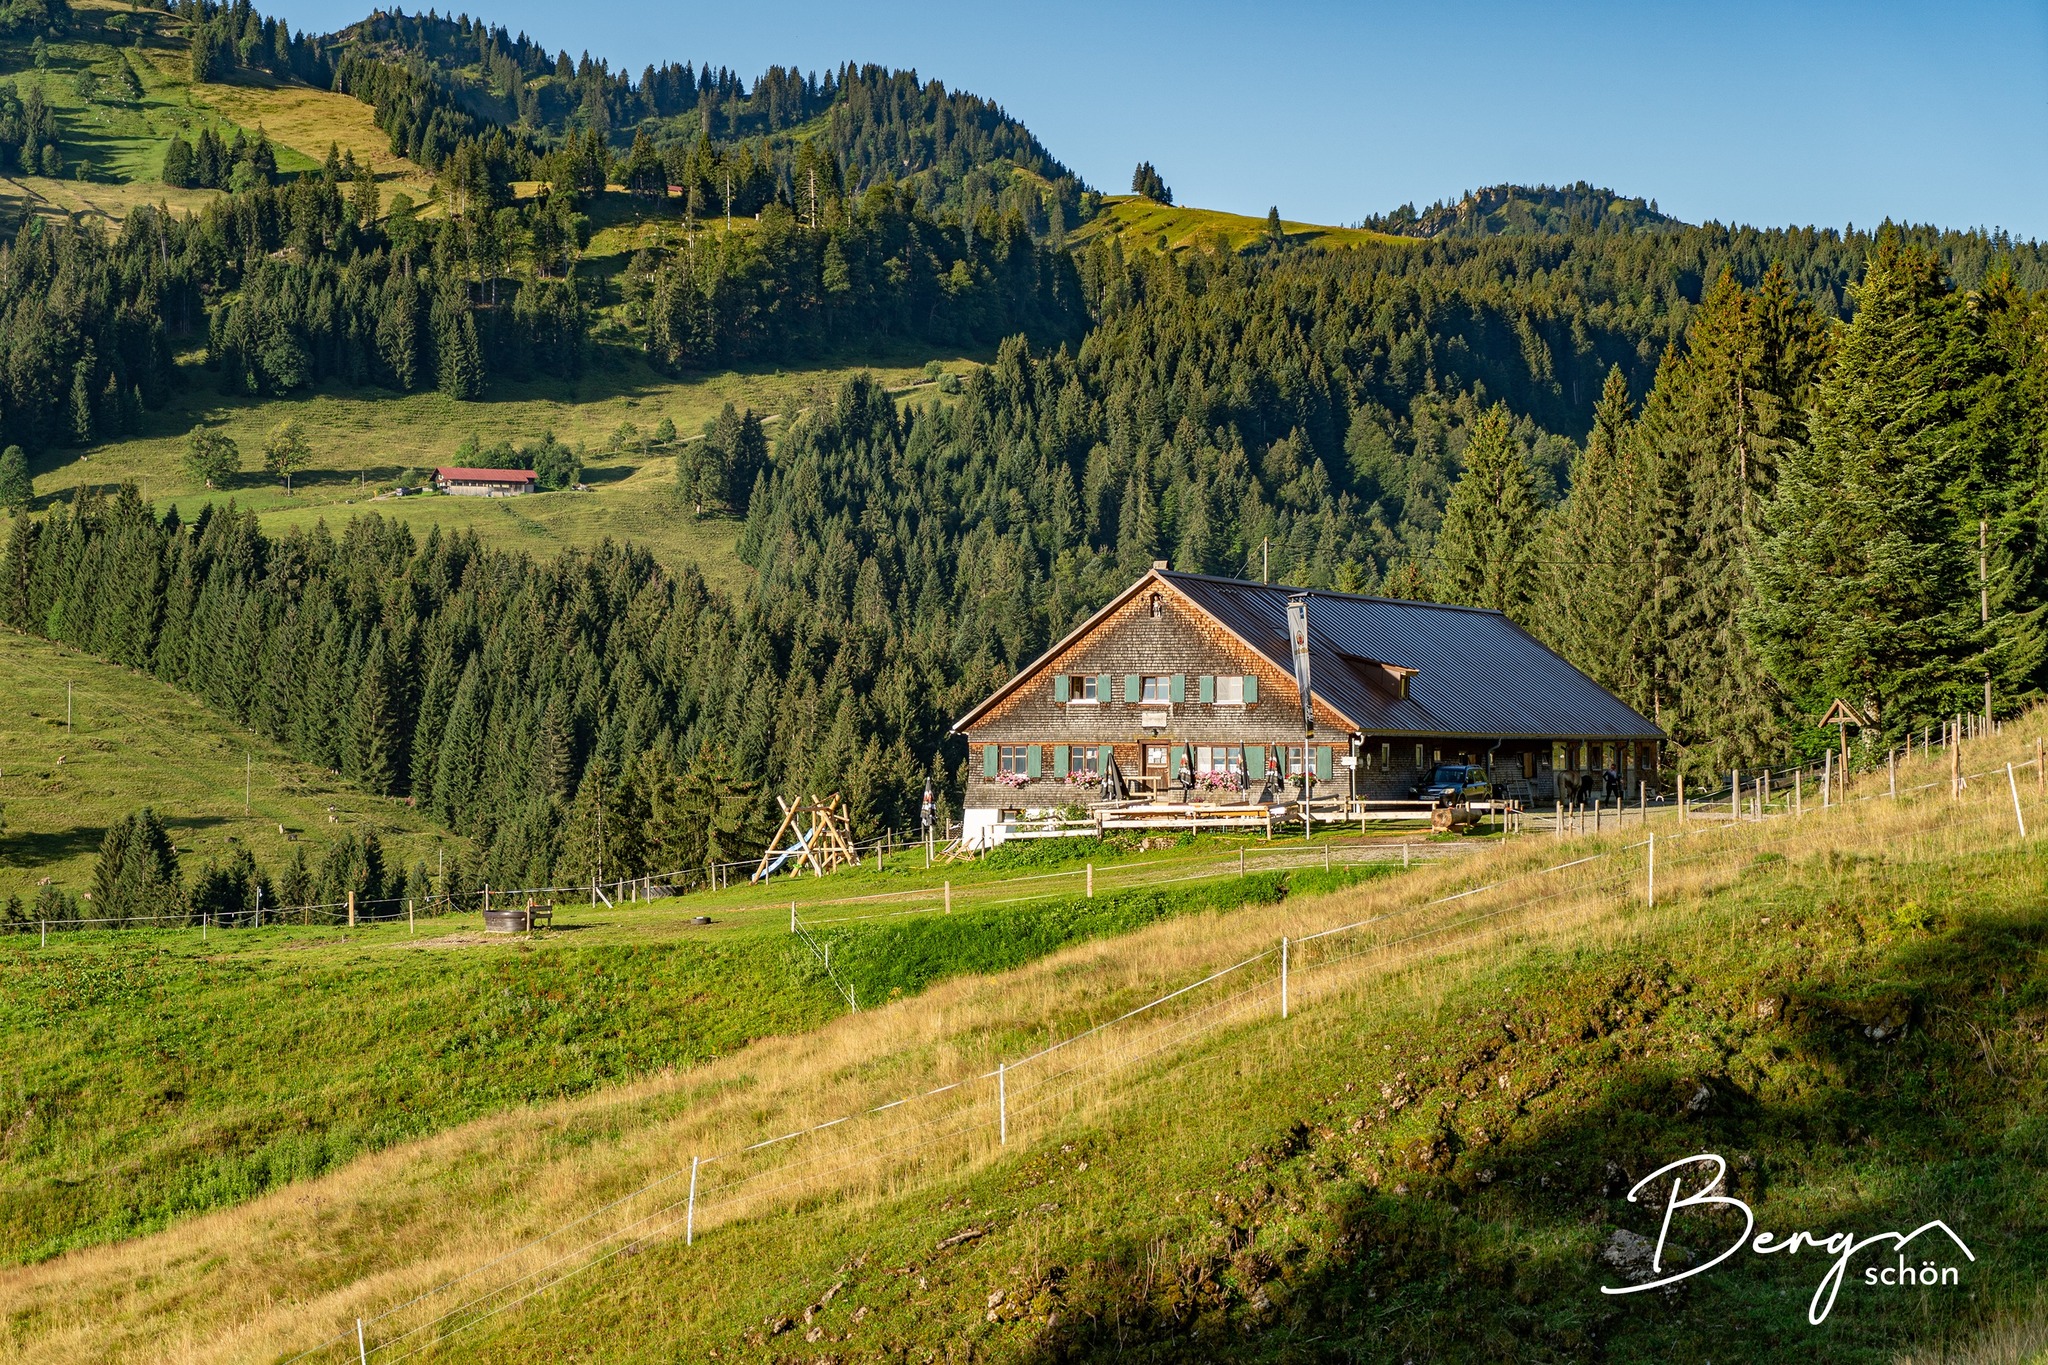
xmin=434 ymin=466 xmax=537 ymax=497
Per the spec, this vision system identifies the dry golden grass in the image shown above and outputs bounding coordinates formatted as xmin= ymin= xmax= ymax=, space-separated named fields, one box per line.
xmin=1070 ymin=194 xmax=1414 ymax=256
xmin=1898 ymin=1294 xmax=2048 ymax=1365
xmin=0 ymin=174 xmax=223 ymax=224
xmin=181 ymin=74 xmax=438 ymax=201
xmin=4 ymin=727 xmax=2043 ymax=1362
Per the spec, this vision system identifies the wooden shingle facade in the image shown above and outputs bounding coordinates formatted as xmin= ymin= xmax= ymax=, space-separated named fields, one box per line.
xmin=951 ymin=565 xmax=1664 ymax=846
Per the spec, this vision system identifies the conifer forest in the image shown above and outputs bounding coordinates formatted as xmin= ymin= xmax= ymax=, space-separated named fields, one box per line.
xmin=1 ymin=0 xmax=2045 ymax=906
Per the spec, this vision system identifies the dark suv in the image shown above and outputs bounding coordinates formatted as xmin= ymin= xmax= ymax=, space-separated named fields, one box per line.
xmin=1418 ymin=764 xmax=1490 ymax=804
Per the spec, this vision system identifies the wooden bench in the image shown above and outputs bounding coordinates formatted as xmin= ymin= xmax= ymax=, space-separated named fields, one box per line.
xmin=1348 ymin=800 xmax=1440 ymax=824
xmin=1097 ymin=803 xmax=1275 ymax=836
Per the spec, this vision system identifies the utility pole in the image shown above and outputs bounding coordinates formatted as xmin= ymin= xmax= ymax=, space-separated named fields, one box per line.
xmin=1262 ymin=538 xmax=1269 ymax=584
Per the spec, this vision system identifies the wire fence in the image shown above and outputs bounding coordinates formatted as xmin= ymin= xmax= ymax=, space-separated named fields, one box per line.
xmin=260 ymin=731 xmax=2045 ymax=1363
xmin=0 ymin=822 xmax=1473 ymax=942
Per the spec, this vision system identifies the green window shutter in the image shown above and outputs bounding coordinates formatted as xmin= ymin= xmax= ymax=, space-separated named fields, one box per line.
xmin=1053 ymin=744 xmax=1069 ymax=778
xmin=1053 ymin=674 xmax=1070 ymax=703
xmin=1124 ymin=674 xmax=1141 ymax=703
xmin=1170 ymin=673 xmax=1186 ymax=703
xmin=1246 ymin=743 xmax=1265 ymax=777
xmin=982 ymin=744 xmax=998 ymax=778
xmin=1242 ymin=674 xmax=1258 ymax=703
xmin=1097 ymin=673 xmax=1111 ymax=703
xmin=1316 ymin=745 xmax=1333 ymax=779
xmin=1099 ymin=744 xmax=1114 ymax=774
xmin=1198 ymin=674 xmax=1214 ymax=703
xmin=1027 ymin=745 xmax=1042 ymax=779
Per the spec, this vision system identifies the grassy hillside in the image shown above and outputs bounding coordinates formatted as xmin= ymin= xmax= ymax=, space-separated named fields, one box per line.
xmin=24 ymin=351 xmax=982 ymax=589
xmin=0 ymin=630 xmax=450 ymax=905
xmin=0 ymin=828 xmax=1392 ymax=1265
xmin=5 ymin=727 xmax=2043 ymax=1362
xmin=0 ymin=0 xmax=430 ymax=227
xmin=1070 ymin=193 xmax=1412 ymax=256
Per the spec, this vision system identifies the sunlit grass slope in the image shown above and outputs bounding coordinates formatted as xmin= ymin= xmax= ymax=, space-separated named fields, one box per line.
xmin=0 ymin=829 xmax=1384 ymax=1267
xmin=26 ymin=353 xmax=980 ymax=589
xmin=0 ymin=629 xmax=448 ymax=905
xmin=7 ymin=723 xmax=2044 ymax=1362
xmin=1071 ymin=193 xmax=1413 ymax=256
xmin=0 ymin=0 xmax=431 ymax=226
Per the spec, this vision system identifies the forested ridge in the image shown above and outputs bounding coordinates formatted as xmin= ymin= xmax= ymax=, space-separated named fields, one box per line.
xmin=3 ymin=0 xmax=2047 ymax=902
xmin=327 ymin=7 xmax=1092 ymax=230
xmin=8 ymin=218 xmax=2046 ymax=900
xmin=0 ymin=162 xmax=1082 ymax=452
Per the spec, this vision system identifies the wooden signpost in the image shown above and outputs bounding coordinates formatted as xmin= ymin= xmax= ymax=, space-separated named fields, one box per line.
xmin=1819 ymin=698 xmax=1863 ymax=785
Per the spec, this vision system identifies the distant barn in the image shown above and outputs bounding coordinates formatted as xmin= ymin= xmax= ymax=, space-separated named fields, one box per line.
xmin=434 ymin=466 xmax=537 ymax=497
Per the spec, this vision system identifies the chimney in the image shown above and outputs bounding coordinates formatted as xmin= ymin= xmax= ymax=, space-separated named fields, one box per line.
xmin=1152 ymin=560 xmax=1168 ymax=570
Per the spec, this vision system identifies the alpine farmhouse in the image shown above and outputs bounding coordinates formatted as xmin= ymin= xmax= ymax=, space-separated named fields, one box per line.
xmin=951 ymin=566 xmax=1664 ymax=847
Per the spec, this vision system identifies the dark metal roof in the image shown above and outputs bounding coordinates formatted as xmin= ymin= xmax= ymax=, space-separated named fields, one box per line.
xmin=1163 ymin=571 xmax=1663 ymax=741
xmin=951 ymin=567 xmax=1663 ymax=741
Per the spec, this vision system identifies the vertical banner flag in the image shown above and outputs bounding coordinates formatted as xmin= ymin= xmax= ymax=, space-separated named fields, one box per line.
xmin=1287 ymin=593 xmax=1314 ymax=737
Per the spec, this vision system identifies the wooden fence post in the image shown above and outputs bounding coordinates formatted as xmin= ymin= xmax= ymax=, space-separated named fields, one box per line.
xmin=347 ymin=889 xmax=355 ymax=928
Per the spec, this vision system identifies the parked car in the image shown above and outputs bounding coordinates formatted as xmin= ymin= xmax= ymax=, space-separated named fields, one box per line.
xmin=1418 ymin=764 xmax=1490 ymax=804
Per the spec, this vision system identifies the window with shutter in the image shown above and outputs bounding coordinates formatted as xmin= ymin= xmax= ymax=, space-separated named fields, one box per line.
xmin=1214 ymin=675 xmax=1244 ymax=705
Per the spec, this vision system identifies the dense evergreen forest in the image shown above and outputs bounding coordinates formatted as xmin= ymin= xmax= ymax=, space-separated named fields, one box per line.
xmin=327 ymin=6 xmax=1092 ymax=231
xmin=0 ymin=160 xmax=1081 ymax=453
xmin=7 ymin=219 xmax=2045 ymax=901
xmin=2 ymin=0 xmax=2045 ymax=904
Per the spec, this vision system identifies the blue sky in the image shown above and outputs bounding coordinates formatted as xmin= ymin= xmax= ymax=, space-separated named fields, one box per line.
xmin=274 ymin=0 xmax=2048 ymax=237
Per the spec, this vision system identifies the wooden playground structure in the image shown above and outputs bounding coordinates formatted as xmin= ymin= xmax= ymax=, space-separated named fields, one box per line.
xmin=751 ymin=793 xmax=861 ymax=881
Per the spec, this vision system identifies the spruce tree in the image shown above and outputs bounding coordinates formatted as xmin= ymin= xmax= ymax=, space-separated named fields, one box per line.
xmin=0 ymin=445 xmax=29 ymax=512
xmin=1750 ymin=238 xmax=1986 ymax=738
xmin=91 ymin=814 xmax=135 ymax=920
xmin=347 ymin=635 xmax=400 ymax=794
xmin=1431 ymin=405 xmax=1542 ymax=618
xmin=433 ymin=657 xmax=485 ymax=830
xmin=1638 ymin=269 xmax=1823 ymax=773
xmin=1541 ymin=368 xmax=1655 ymax=712
xmin=436 ymin=303 xmax=484 ymax=400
